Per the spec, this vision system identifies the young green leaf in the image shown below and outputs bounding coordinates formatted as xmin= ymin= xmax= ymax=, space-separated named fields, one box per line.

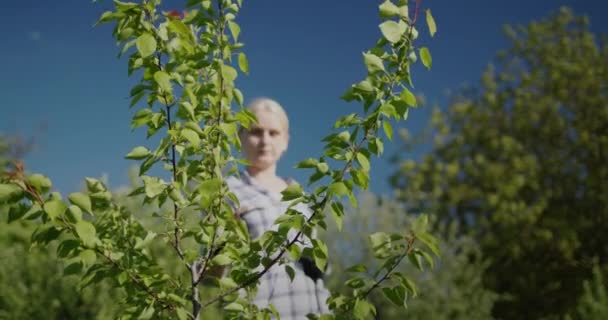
xmin=66 ymin=205 xmax=83 ymax=223
xmin=43 ymin=200 xmax=67 ymax=220
xmin=295 ymin=158 xmax=318 ymax=168
xmin=238 ymin=52 xmax=249 ymax=74
xmin=68 ymin=192 xmax=92 ymax=213
xmin=227 ymin=21 xmax=241 ymax=42
xmin=75 ymin=220 xmax=97 ymax=248
xmin=426 ymin=9 xmax=437 ymax=37
xmin=401 ymin=88 xmax=417 ymax=107
xmin=379 ymin=20 xmax=406 ymax=43
xmin=181 ymin=128 xmax=200 ymax=146
xmin=379 ymin=0 xmax=400 ymax=18
xmin=328 ymin=182 xmax=349 ymax=198
xmin=356 ymin=153 xmax=371 ymax=171
xmin=153 ymin=71 xmax=173 ymax=92
xmin=125 ymin=146 xmax=150 ymax=160
xmin=363 ymin=52 xmax=385 ymax=74
xmin=383 ymin=121 xmax=394 ymax=140
xmin=382 ymin=286 xmax=406 ymax=307
xmin=0 ymin=184 xmax=23 ymax=201
xmin=281 ymin=183 xmax=304 ymax=201
xmin=420 ymin=47 xmax=432 ymax=70
xmin=136 ymin=33 xmax=156 ymax=58
xmin=27 ymin=174 xmax=52 ymax=193
xmin=285 ymin=265 xmax=295 ymax=282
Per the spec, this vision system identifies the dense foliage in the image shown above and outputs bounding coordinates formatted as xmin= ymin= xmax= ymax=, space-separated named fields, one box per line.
xmin=0 ymin=0 xmax=438 ymax=319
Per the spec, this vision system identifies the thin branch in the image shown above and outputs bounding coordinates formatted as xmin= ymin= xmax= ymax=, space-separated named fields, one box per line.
xmin=11 ymin=172 xmax=175 ymax=312
xmin=362 ymin=236 xmax=415 ymax=299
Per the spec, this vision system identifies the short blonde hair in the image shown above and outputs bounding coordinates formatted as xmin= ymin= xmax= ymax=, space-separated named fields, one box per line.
xmin=246 ymin=97 xmax=289 ymax=132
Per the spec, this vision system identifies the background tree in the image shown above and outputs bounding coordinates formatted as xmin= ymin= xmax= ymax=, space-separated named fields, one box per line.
xmin=391 ymin=7 xmax=607 ymax=319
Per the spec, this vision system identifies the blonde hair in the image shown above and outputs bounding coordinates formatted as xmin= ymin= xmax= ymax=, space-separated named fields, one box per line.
xmin=246 ymin=97 xmax=289 ymax=132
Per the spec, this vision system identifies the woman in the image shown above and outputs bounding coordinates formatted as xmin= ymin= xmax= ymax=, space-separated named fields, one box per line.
xmin=226 ymin=98 xmax=331 ymax=319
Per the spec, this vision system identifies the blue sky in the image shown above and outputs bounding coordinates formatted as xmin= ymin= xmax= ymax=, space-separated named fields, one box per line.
xmin=1 ymin=0 xmax=607 ymax=196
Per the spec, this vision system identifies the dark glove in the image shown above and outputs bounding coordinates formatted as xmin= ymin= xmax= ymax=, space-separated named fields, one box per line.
xmin=298 ymin=256 xmax=325 ymax=282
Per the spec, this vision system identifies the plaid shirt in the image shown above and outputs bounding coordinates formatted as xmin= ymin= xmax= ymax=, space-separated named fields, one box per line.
xmin=226 ymin=171 xmax=331 ymax=319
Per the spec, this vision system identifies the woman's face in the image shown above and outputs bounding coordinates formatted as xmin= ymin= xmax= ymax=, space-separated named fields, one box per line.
xmin=240 ymin=110 xmax=289 ymax=170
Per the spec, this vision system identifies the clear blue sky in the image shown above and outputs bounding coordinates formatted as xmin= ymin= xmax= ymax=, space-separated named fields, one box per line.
xmin=1 ymin=0 xmax=607 ymax=196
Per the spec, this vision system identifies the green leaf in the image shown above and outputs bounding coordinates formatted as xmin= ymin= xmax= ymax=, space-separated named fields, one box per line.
xmin=57 ymin=239 xmax=80 ymax=258
xmin=136 ymin=33 xmax=156 ymax=58
xmin=8 ymin=204 xmax=28 ymax=222
xmin=408 ymin=252 xmax=423 ymax=271
xmin=346 ymin=264 xmax=367 ymax=273
xmin=64 ymin=260 xmax=83 ymax=276
xmin=285 ymin=265 xmax=295 ymax=282
xmin=135 ymin=231 xmax=157 ymax=250
xmin=154 ymin=71 xmax=172 ymax=92
xmin=295 ymin=158 xmax=318 ymax=168
xmin=199 ymin=178 xmax=222 ymax=209
xmin=382 ymin=286 xmax=406 ymax=307
xmin=412 ymin=214 xmax=428 ymax=235
xmin=419 ymin=249 xmax=435 ymax=269
xmin=131 ymin=109 xmax=152 ymax=129
xmin=219 ymin=277 xmax=239 ymax=289
xmin=68 ymin=192 xmax=92 ymax=213
xmin=233 ymin=88 xmax=244 ymax=106
xmin=227 ymin=21 xmax=240 ymax=41
xmin=238 ymin=52 xmax=249 ymax=75
xmin=221 ymin=64 xmax=238 ymax=83
xmin=142 ymin=176 xmax=165 ymax=199
xmin=379 ymin=20 xmax=406 ymax=43
xmin=356 ymin=153 xmax=370 ymax=171
xmin=401 ymin=88 xmax=417 ymax=107
xmin=313 ymin=239 xmax=328 ymax=271
xmin=95 ymin=11 xmax=115 ymax=26
xmin=426 ymin=9 xmax=437 ymax=37
xmin=66 ymin=205 xmax=83 ymax=223
xmin=22 ymin=204 xmax=44 ymax=220
xmin=354 ymin=80 xmax=374 ymax=92
xmin=379 ymin=0 xmax=400 ymax=18
xmin=328 ymin=182 xmax=349 ymax=198
xmin=27 ymin=174 xmax=52 ymax=193
xmin=176 ymin=308 xmax=189 ymax=320
xmin=125 ymin=146 xmax=150 ymax=160
xmin=420 ymin=47 xmax=432 ymax=70
xmin=330 ymin=201 xmax=344 ymax=231
xmin=417 ymin=232 xmax=440 ymax=256
xmin=398 ymin=275 xmax=418 ymax=297
xmin=224 ymin=302 xmax=244 ymax=312
xmin=80 ymin=249 xmax=97 ymax=267
xmin=43 ymin=200 xmax=66 ymax=220
xmin=168 ymin=20 xmax=191 ymax=37
xmin=354 ymin=299 xmax=374 ymax=319
xmin=351 ymin=169 xmax=369 ymax=190
xmin=139 ymin=305 xmax=155 ymax=320
xmin=0 ymin=184 xmax=22 ymax=201
xmin=316 ymin=162 xmax=329 ymax=174
xmin=345 ymin=277 xmax=366 ymax=289
xmin=369 ymin=232 xmax=390 ymax=250
xmin=281 ymin=183 xmax=303 ymax=201
xmin=286 ymin=243 xmax=302 ymax=260
xmin=75 ymin=220 xmax=97 ymax=248
xmin=181 ymin=128 xmax=200 ymax=146
xmin=168 ymin=293 xmax=188 ymax=306
xmin=383 ymin=121 xmax=394 ymax=140
xmin=363 ymin=52 xmax=385 ymax=74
